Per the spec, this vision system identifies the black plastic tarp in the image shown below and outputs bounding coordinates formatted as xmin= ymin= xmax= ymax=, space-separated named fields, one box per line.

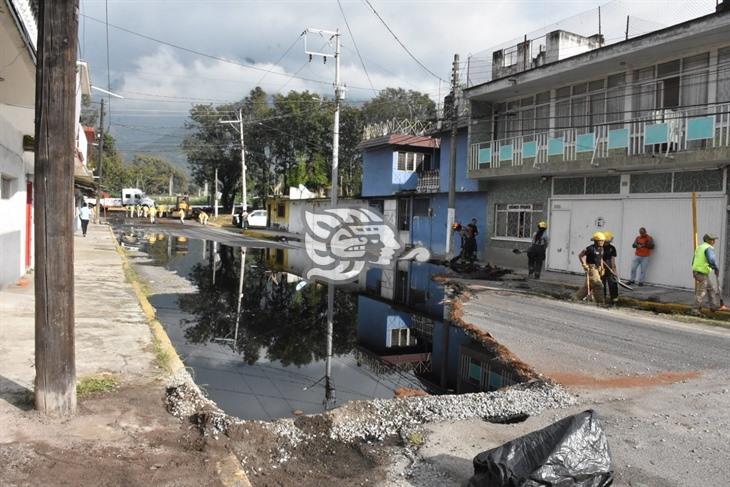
xmin=467 ymin=409 xmax=613 ymax=487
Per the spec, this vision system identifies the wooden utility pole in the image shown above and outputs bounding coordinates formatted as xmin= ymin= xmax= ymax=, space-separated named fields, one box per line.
xmin=34 ymin=0 xmax=79 ymax=416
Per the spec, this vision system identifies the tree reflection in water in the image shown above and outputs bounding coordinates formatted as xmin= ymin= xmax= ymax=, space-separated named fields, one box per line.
xmin=177 ymin=244 xmax=357 ymax=367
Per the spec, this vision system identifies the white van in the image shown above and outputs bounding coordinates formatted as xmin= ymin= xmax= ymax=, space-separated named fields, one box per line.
xmin=121 ymin=188 xmax=155 ymax=207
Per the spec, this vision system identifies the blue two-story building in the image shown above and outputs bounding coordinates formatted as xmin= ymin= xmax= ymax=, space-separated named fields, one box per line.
xmin=359 ymin=124 xmax=489 ymax=259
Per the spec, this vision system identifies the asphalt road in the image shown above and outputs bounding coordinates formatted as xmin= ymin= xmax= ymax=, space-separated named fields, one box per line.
xmin=460 ymin=287 xmax=730 ymax=487
xmin=462 ymin=287 xmax=730 ymax=379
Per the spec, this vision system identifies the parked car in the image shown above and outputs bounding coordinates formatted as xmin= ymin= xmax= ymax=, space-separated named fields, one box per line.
xmin=247 ymin=209 xmax=267 ymax=228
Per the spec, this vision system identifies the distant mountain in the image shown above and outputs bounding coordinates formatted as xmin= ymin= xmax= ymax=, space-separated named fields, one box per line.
xmin=109 ymin=114 xmax=190 ymax=173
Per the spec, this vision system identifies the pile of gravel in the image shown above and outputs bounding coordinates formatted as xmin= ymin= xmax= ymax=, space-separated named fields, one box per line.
xmin=165 ymin=377 xmax=576 ymax=452
xmin=329 ymin=380 xmax=576 ymax=443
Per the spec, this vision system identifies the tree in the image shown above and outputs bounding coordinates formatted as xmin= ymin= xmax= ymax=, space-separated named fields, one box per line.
xmin=128 ymin=155 xmax=188 ymax=195
xmin=79 ymin=94 xmax=98 ymax=127
xmin=87 ymin=132 xmax=132 ymax=195
xmin=361 ymin=87 xmax=436 ymax=125
xmin=183 ymin=104 xmax=242 ymax=208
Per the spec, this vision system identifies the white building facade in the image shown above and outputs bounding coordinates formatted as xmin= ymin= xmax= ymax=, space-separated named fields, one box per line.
xmin=0 ymin=0 xmax=36 ymax=286
xmin=466 ymin=6 xmax=730 ymax=289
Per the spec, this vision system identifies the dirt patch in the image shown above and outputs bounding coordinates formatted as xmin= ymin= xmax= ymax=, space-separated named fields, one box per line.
xmin=0 ymin=379 xmax=229 ymax=486
xmin=394 ymin=387 xmax=429 ymax=398
xmin=547 ymin=370 xmax=702 ymax=388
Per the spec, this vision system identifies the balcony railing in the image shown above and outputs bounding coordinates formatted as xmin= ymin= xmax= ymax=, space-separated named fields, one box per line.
xmin=469 ymin=104 xmax=730 ymax=171
xmin=416 ymin=169 xmax=440 ymax=192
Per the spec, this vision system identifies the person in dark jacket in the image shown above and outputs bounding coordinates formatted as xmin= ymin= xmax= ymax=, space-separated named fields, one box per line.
xmin=527 ymin=221 xmax=548 ymax=279
xmin=601 ymin=231 xmax=619 ymax=306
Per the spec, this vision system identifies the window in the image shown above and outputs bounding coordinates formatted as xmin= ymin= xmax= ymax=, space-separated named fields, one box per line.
xmin=396 ymin=151 xmax=429 ymax=172
xmin=390 ymin=328 xmax=417 ymax=348
xmin=494 ymin=203 xmax=543 ymax=240
xmin=277 ymin=203 xmax=285 ymax=217
xmin=1 ymin=175 xmax=15 ymax=199
xmin=467 ymin=358 xmax=482 ymax=384
xmin=718 ymin=46 xmax=730 ymax=103
xmin=397 ymin=198 xmax=410 ymax=231
xmin=606 ymin=73 xmax=626 ymax=127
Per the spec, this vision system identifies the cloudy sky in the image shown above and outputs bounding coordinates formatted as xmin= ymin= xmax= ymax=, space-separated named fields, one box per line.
xmin=77 ymin=0 xmax=717 ymax=158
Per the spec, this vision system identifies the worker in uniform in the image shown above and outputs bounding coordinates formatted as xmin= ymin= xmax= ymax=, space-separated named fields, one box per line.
xmin=692 ymin=233 xmax=729 ymax=313
xmin=576 ymin=232 xmax=606 ymax=304
xmin=143 ymin=205 xmax=150 ymax=219
xmin=527 ymin=221 xmax=549 ymax=279
xmin=136 ymin=204 xmax=142 ymax=218
xmin=198 ymin=210 xmax=209 ymax=226
xmin=179 ymin=208 xmax=186 ymax=224
xmin=149 ymin=204 xmax=156 ymax=224
xmin=602 ymin=231 xmax=619 ymax=306
xmin=128 ymin=204 xmax=135 ymax=218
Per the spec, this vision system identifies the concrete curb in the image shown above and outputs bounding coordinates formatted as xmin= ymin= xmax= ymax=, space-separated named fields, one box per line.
xmin=110 ymin=226 xmax=186 ymax=375
xmin=108 ymin=227 xmax=252 ymax=486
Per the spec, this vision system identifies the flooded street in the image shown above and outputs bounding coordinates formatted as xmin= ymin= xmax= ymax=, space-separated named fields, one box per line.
xmin=114 ymin=221 xmax=519 ymax=421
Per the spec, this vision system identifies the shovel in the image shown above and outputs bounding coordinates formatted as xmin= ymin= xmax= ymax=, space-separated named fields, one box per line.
xmin=717 ymin=273 xmax=725 ymax=308
xmin=602 ymin=264 xmax=633 ymax=291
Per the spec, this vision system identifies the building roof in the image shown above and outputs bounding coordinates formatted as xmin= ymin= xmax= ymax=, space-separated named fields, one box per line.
xmin=5 ymin=0 xmax=37 ymax=61
xmin=358 ymin=133 xmax=440 ymax=151
xmin=466 ymin=8 xmax=730 ymax=101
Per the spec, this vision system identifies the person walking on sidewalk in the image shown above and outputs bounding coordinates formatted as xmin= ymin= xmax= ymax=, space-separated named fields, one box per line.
xmin=628 ymin=227 xmax=654 ymax=286
xmin=692 ymin=233 xmax=729 ymax=312
xmin=576 ymin=232 xmax=606 ymax=304
xmin=602 ymin=231 xmax=619 ymax=306
xmin=527 ymin=221 xmax=549 ymax=279
xmin=79 ymin=204 xmax=92 ymax=237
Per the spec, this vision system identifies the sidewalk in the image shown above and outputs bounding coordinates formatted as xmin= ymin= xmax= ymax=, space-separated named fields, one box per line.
xmin=0 ymin=223 xmax=245 ymax=486
xmin=509 ymin=268 xmax=697 ymax=306
xmin=0 ymin=223 xmax=154 ymax=407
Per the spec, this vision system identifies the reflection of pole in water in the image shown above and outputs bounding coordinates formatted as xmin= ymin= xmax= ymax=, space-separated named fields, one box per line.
xmin=167 ymin=235 xmax=172 ymax=259
xmin=233 ymin=246 xmax=247 ymax=351
xmin=211 ymin=241 xmax=218 ymax=286
xmin=324 ymin=283 xmax=336 ymax=409
xmin=202 ymin=239 xmax=207 ymax=259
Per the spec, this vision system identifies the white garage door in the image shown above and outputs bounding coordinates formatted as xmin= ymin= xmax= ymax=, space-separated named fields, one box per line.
xmin=548 ymin=195 xmax=727 ymax=288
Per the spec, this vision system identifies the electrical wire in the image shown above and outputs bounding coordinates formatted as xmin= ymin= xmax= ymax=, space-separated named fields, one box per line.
xmin=337 ymin=0 xmax=377 ymax=94
xmin=361 ymin=0 xmax=446 ymax=82
xmin=81 ymin=13 xmax=384 ymax=93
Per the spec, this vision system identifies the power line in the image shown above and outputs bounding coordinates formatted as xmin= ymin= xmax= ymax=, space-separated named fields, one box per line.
xmin=81 ymin=14 xmax=383 ymax=93
xmin=104 ymin=0 xmax=112 ymax=127
xmin=254 ymin=33 xmax=304 ymax=87
xmin=361 ymin=0 xmax=445 ymax=82
xmin=337 ymin=0 xmax=377 ymax=94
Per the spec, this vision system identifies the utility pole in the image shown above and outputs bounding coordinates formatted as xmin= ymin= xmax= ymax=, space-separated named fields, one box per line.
xmin=304 ymin=27 xmax=342 ymax=409
xmin=219 ymin=108 xmax=247 ymax=214
xmin=168 ymin=174 xmax=173 ymax=196
xmin=214 ymin=168 xmax=219 ymax=218
xmin=34 ymin=0 xmax=79 ymax=416
xmin=94 ymin=98 xmax=105 ymax=224
xmin=445 ymin=54 xmax=460 ymax=259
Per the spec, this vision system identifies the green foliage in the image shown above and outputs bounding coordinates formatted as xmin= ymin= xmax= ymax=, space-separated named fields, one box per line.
xmin=129 ymin=155 xmax=188 ymax=195
xmin=182 ymin=86 xmax=432 ymax=202
xmin=87 ymin=132 xmax=187 ymax=196
xmin=361 ymin=87 xmax=437 ymax=125
xmin=77 ymin=373 xmax=120 ymax=396
xmin=80 ymin=94 xmax=98 ymax=127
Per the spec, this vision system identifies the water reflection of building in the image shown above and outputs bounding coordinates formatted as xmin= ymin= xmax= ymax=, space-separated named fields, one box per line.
xmin=357 ymin=261 xmax=518 ymax=394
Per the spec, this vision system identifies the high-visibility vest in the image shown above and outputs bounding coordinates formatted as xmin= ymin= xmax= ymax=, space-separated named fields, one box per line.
xmin=692 ymin=242 xmax=712 ymax=275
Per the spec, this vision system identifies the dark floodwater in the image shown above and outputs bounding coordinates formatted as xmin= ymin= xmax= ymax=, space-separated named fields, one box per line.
xmin=115 ymin=224 xmax=519 ymax=420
